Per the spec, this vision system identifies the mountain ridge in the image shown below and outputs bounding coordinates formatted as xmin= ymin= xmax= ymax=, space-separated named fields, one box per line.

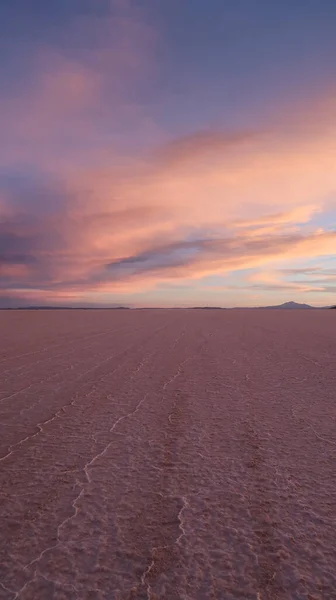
xmin=1 ymin=301 xmax=334 ymax=310
xmin=257 ymin=301 xmax=314 ymax=309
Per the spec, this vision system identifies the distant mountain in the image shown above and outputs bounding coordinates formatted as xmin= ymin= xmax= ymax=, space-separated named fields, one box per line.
xmin=260 ymin=301 xmax=313 ymax=309
xmin=2 ymin=301 xmax=332 ymax=310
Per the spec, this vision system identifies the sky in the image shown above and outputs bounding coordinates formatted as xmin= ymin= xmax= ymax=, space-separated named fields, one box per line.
xmin=0 ymin=0 xmax=336 ymax=308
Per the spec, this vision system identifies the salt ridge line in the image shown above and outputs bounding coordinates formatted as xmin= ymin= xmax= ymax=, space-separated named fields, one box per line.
xmin=140 ymin=496 xmax=190 ymax=600
xmin=20 ymin=346 xmax=155 ymax=422
xmin=291 ymin=408 xmax=336 ymax=447
xmin=1 ymin=327 xmax=125 ymax=382
xmin=0 ymin=318 xmax=134 ymax=375
xmin=162 ymin=357 xmax=190 ymax=391
xmin=0 ymin=321 xmax=174 ymax=462
xmin=0 ymin=354 xmax=126 ymax=463
xmin=0 ymin=368 xmax=109 ymax=464
xmin=0 ymin=581 xmax=16 ymax=597
xmin=0 ymin=311 xmax=179 ymax=371
xmin=0 ymin=347 xmax=154 ymax=463
xmin=0 ymin=317 xmax=158 ymax=381
xmin=161 ymin=331 xmax=212 ymax=401
xmin=0 ymin=406 xmax=67 ymax=464
xmin=1 ymin=357 xmax=81 ymax=411
xmin=30 ymin=335 xmax=187 ymax=596
xmin=2 ymin=319 xmax=189 ymax=596
xmin=11 ymin=393 xmax=150 ymax=599
xmin=139 ymin=346 xmax=193 ymax=599
xmin=18 ymin=358 xmax=79 ymax=416
xmin=83 ymin=392 xmax=149 ymax=484
xmin=11 ymin=325 xmax=180 ymax=592
xmin=0 ymin=383 xmax=35 ymax=404
xmin=0 ymin=319 xmax=144 ymax=368
xmin=0 ymin=321 xmax=148 ymax=400
xmin=0 ymin=314 xmax=159 ymax=374
xmin=307 ymin=422 xmax=336 ymax=446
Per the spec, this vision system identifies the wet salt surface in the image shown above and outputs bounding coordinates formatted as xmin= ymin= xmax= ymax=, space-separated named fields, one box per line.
xmin=0 ymin=308 xmax=335 ymax=600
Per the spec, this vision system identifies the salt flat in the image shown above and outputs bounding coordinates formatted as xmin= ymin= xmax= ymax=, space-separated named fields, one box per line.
xmin=0 ymin=309 xmax=335 ymax=600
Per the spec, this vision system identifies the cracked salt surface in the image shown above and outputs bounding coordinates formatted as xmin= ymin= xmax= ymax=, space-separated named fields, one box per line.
xmin=13 ymin=381 xmax=153 ymax=595
xmin=1 ymin=308 xmax=336 ymax=599
xmin=139 ymin=495 xmax=190 ymax=600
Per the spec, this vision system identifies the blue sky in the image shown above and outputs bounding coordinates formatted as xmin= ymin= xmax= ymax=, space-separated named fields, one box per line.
xmin=0 ymin=0 xmax=335 ymax=306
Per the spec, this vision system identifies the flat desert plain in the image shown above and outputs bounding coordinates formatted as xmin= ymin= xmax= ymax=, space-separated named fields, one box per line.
xmin=0 ymin=309 xmax=335 ymax=600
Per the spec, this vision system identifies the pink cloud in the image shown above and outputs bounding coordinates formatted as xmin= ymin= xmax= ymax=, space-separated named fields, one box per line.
xmin=0 ymin=0 xmax=158 ymax=168
xmin=1 ymin=8 xmax=336 ymax=308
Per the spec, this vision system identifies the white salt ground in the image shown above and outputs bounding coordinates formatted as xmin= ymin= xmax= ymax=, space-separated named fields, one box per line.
xmin=0 ymin=308 xmax=335 ymax=599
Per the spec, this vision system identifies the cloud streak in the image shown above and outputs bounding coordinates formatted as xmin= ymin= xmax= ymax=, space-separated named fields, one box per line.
xmin=1 ymin=2 xmax=336 ymax=306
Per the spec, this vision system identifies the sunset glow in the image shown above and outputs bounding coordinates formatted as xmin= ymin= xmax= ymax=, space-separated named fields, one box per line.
xmin=1 ymin=1 xmax=335 ymax=307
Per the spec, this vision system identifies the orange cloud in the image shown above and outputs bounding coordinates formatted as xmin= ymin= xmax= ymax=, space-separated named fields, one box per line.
xmin=247 ymin=270 xmax=325 ymax=293
xmin=54 ymin=93 xmax=336 ymax=285
xmin=1 ymin=7 xmax=336 ymax=308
